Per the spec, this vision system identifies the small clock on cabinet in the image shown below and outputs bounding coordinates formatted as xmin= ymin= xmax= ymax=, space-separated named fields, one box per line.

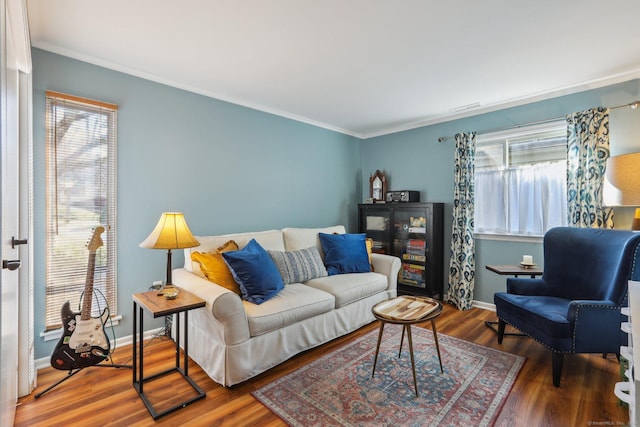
xmin=369 ymin=170 xmax=386 ymax=202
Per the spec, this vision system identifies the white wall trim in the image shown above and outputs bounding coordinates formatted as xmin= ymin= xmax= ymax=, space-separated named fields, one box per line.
xmin=31 ymin=42 xmax=640 ymax=141
xmin=361 ymin=68 xmax=640 ymax=139
xmin=7 ymin=0 xmax=30 ymax=72
xmin=30 ymin=42 xmax=361 ymax=138
xmin=475 ymin=233 xmax=544 ymax=244
xmin=472 ymin=300 xmax=496 ymax=312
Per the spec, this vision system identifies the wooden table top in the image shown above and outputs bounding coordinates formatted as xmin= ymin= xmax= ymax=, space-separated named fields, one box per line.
xmin=372 ymin=295 xmax=442 ymax=323
xmin=133 ymin=288 xmax=206 ymax=318
xmin=485 ymin=264 xmax=543 ymax=276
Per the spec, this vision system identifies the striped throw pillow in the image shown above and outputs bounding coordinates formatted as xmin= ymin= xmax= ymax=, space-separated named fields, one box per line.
xmin=268 ymin=246 xmax=328 ymax=284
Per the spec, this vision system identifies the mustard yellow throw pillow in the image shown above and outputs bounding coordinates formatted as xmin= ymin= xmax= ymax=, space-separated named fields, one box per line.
xmin=366 ymin=238 xmax=375 ymax=272
xmin=191 ymin=240 xmax=240 ymax=294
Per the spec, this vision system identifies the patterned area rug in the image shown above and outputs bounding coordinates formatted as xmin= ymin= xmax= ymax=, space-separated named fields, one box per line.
xmin=252 ymin=324 xmax=524 ymax=427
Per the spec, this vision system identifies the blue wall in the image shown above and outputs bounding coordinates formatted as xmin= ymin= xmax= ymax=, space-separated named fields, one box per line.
xmin=361 ymin=79 xmax=640 ymax=303
xmin=32 ymin=49 xmax=362 ymax=358
xmin=32 ymin=47 xmax=640 ymax=359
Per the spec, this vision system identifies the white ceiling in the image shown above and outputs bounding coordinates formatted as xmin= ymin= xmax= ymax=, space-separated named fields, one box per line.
xmin=26 ymin=0 xmax=640 ymax=138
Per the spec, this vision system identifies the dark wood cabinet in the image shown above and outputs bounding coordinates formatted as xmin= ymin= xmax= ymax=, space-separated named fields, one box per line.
xmin=358 ymin=203 xmax=444 ymax=299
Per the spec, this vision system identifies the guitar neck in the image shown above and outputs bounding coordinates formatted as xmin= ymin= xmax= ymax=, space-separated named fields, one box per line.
xmin=80 ymin=252 xmax=97 ymax=321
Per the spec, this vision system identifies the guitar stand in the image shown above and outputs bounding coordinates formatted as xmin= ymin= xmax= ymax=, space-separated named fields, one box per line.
xmin=34 ymin=361 xmax=131 ymax=399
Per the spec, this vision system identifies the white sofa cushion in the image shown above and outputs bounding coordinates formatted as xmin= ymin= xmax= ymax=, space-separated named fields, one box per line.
xmin=184 ymin=229 xmax=285 ymax=274
xmin=282 ymin=225 xmax=345 ymax=257
xmin=304 ymin=272 xmax=388 ymax=308
xmin=244 ymin=283 xmax=335 ymax=337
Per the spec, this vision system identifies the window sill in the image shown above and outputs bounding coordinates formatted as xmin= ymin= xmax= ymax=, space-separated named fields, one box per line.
xmin=474 ymin=233 xmax=543 ymax=244
xmin=40 ymin=315 xmax=123 ymax=342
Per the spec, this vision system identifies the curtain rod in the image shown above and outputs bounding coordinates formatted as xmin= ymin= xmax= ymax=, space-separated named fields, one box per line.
xmin=437 ymin=100 xmax=640 ymax=143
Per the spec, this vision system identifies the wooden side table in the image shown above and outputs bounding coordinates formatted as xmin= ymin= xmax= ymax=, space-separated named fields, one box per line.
xmin=485 ymin=264 xmax=543 ymax=278
xmin=132 ymin=288 xmax=206 ymax=419
xmin=485 ymin=264 xmax=544 ymax=336
xmin=371 ymin=295 xmax=444 ymax=397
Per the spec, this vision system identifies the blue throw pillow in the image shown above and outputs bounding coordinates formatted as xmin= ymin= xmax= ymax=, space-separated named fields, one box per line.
xmin=222 ymin=239 xmax=284 ymax=304
xmin=318 ymin=233 xmax=371 ymax=275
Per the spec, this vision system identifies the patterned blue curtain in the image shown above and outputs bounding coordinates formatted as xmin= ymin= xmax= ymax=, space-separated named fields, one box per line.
xmin=566 ymin=107 xmax=614 ymax=228
xmin=447 ymin=132 xmax=476 ymax=311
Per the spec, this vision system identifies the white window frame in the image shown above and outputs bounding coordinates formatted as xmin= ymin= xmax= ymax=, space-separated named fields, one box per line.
xmin=474 ymin=120 xmax=567 ymax=241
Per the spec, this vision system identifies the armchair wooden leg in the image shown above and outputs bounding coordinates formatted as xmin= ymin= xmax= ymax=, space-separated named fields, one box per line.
xmin=552 ymin=352 xmax=563 ymax=387
xmin=497 ymin=319 xmax=506 ymax=344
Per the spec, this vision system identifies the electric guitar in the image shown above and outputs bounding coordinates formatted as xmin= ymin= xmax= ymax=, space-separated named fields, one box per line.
xmin=50 ymin=226 xmax=111 ymax=370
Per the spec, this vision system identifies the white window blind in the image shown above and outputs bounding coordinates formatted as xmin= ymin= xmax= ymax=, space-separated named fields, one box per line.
xmin=474 ymin=121 xmax=568 ymax=237
xmin=44 ymin=91 xmax=118 ymax=331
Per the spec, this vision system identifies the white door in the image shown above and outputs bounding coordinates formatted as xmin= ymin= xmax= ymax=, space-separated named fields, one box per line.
xmin=0 ymin=20 xmax=20 ymax=427
xmin=1 ymin=0 xmax=30 ymax=424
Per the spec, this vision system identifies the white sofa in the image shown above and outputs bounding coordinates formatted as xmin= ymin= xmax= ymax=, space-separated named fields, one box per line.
xmin=172 ymin=225 xmax=401 ymax=387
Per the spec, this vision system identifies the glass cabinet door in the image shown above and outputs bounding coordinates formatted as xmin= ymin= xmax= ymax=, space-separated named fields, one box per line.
xmin=360 ymin=206 xmax=391 ymax=253
xmin=393 ymin=207 xmax=429 ymax=289
xmin=358 ymin=202 xmax=443 ymax=299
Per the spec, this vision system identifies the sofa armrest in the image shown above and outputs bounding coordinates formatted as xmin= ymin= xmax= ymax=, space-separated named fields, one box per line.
xmin=567 ymin=300 xmax=622 ymax=352
xmin=371 ymin=253 xmax=401 ymax=291
xmin=173 ymin=268 xmax=250 ymax=345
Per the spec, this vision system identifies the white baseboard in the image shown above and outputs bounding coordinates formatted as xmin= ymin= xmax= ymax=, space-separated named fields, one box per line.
xmin=35 ymin=327 xmax=164 ymax=371
xmin=472 ymin=300 xmax=496 ymax=312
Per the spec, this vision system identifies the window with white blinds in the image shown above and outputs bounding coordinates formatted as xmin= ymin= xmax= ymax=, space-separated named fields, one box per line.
xmin=44 ymin=91 xmax=118 ymax=331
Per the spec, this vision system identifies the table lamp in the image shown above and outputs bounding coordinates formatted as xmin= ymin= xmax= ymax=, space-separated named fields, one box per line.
xmin=606 ymin=152 xmax=640 ymax=230
xmin=140 ymin=212 xmax=200 ymax=293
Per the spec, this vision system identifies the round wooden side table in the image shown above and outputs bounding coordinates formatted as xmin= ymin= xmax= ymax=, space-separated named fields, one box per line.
xmin=371 ymin=295 xmax=444 ymax=397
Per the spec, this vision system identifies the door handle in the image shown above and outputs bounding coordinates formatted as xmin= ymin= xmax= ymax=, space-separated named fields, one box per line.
xmin=11 ymin=237 xmax=28 ymax=249
xmin=2 ymin=260 xmax=21 ymax=271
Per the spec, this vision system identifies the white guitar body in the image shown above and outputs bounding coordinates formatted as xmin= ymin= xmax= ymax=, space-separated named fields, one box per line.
xmin=67 ymin=310 xmax=110 ymax=355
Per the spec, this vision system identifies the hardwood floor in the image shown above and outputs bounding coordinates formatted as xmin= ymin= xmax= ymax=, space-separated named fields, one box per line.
xmin=15 ymin=305 xmax=628 ymax=426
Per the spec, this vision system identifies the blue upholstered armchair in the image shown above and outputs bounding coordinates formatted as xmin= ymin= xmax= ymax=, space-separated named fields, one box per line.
xmin=494 ymin=227 xmax=640 ymax=387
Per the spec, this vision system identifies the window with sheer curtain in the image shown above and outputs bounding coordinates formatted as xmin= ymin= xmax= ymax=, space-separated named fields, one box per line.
xmin=44 ymin=91 xmax=118 ymax=331
xmin=474 ymin=121 xmax=567 ymax=237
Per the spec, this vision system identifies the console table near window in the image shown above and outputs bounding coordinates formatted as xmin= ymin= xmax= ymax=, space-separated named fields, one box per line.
xmin=132 ymin=289 xmax=206 ymax=419
xmin=485 ymin=264 xmax=544 ymax=336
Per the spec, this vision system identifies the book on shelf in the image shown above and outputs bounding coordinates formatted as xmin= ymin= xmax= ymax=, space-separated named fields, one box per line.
xmin=407 ymin=239 xmax=426 ymax=248
xmin=401 ymin=263 xmax=425 ymax=284
xmin=405 ymin=248 xmax=425 ymax=256
xmin=409 ymin=216 xmax=426 ymax=228
xmin=403 ymin=253 xmax=426 ymax=262
xmin=400 ymin=277 xmax=426 ymax=288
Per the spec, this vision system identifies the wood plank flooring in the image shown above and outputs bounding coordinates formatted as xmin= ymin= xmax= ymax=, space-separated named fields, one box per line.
xmin=15 ymin=305 xmax=628 ymax=426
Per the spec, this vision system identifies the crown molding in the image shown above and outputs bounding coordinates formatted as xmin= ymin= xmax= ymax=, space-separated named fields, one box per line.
xmin=31 ymin=42 xmax=362 ymax=138
xmin=361 ymin=68 xmax=640 ymax=139
xmin=32 ymin=43 xmax=640 ymax=141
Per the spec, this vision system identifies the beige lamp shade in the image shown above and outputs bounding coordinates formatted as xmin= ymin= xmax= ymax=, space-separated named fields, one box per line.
xmin=605 ymin=153 xmax=640 ymax=206
xmin=140 ymin=212 xmax=200 ymax=249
